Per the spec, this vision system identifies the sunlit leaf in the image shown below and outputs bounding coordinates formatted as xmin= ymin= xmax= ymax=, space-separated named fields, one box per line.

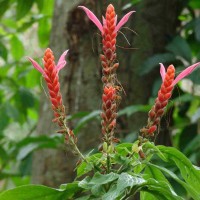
xmin=10 ymin=35 xmax=24 ymax=61
xmin=0 ymin=185 xmax=69 ymax=200
xmin=16 ymin=0 xmax=34 ymax=20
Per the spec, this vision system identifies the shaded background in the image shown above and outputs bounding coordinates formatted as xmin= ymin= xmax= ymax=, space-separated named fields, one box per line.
xmin=0 ymin=0 xmax=200 ymax=193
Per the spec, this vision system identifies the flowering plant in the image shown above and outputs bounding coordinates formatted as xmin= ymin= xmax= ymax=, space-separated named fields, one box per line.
xmin=1 ymin=4 xmax=200 ymax=200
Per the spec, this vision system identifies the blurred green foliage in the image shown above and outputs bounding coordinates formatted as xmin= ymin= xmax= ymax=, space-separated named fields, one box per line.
xmin=0 ymin=0 xmax=55 ymax=190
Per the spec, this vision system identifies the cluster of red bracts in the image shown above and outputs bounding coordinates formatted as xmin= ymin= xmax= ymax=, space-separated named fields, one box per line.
xmin=100 ymin=5 xmax=119 ymax=141
xmin=101 ymin=86 xmax=117 ymax=139
xmin=102 ymin=5 xmax=117 ymax=60
xmin=43 ymin=49 xmax=64 ymax=120
xmin=40 ymin=49 xmax=65 ymax=130
xmin=141 ymin=65 xmax=175 ymax=136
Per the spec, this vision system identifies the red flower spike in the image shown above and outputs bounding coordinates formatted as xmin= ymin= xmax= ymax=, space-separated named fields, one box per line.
xmin=101 ymin=85 xmax=117 ymax=137
xmin=28 ymin=48 xmax=69 ymax=123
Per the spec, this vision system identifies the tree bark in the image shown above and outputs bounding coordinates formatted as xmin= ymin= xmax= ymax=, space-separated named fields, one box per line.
xmin=32 ymin=0 xmax=182 ymax=187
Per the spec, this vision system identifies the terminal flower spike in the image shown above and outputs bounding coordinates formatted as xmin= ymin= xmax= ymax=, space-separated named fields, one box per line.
xmin=79 ymin=4 xmax=135 ymax=34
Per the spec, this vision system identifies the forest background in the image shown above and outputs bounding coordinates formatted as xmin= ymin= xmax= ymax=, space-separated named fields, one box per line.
xmin=0 ymin=0 xmax=200 ymax=193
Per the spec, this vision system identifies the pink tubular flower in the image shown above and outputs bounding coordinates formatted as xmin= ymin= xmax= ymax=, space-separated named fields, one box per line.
xmin=160 ymin=62 xmax=200 ymax=86
xmin=78 ymin=4 xmax=135 ymax=34
xmin=142 ymin=62 xmax=200 ymax=137
xmin=28 ymin=49 xmax=68 ymax=78
xmin=28 ymin=48 xmax=69 ymax=125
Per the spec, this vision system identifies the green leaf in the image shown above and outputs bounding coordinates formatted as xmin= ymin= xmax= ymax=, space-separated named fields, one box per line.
xmin=189 ymin=0 xmax=200 ymax=9
xmin=147 ymin=163 xmax=200 ymax=200
xmin=102 ymin=173 xmax=145 ymax=200
xmin=141 ymin=179 xmax=183 ymax=200
xmin=115 ymin=142 xmax=133 ymax=155
xmin=59 ymin=182 xmax=83 ymax=198
xmin=79 ymin=172 xmax=119 ymax=192
xmin=157 ymin=145 xmax=200 ymax=193
xmin=10 ymin=35 xmax=24 ymax=61
xmin=118 ymin=105 xmax=150 ymax=117
xmin=143 ymin=142 xmax=167 ymax=162
xmin=38 ymin=17 xmax=50 ymax=47
xmin=166 ymin=36 xmax=192 ymax=63
xmin=77 ymin=162 xmax=93 ymax=178
xmin=0 ymin=185 xmax=68 ymax=200
xmin=0 ymin=42 xmax=7 ymax=61
xmin=16 ymin=0 xmax=34 ymax=20
xmin=74 ymin=110 xmax=101 ymax=134
xmin=139 ymin=53 xmax=176 ymax=75
xmin=89 ymin=172 xmax=118 ymax=185
xmin=0 ymin=0 xmax=10 ymax=18
xmin=13 ymin=135 xmax=61 ymax=160
xmin=77 ymin=153 xmax=102 ymax=177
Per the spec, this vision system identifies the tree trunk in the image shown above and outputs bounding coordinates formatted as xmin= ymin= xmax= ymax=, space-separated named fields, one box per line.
xmin=32 ymin=0 xmax=182 ymax=187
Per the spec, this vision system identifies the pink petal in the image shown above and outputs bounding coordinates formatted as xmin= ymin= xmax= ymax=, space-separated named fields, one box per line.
xmin=115 ymin=11 xmax=135 ymax=32
xmin=159 ymin=63 xmax=166 ymax=82
xmin=173 ymin=62 xmax=200 ymax=85
xmin=56 ymin=50 xmax=69 ymax=71
xmin=27 ymin=57 xmax=46 ymax=76
xmin=79 ymin=6 xmax=103 ymax=33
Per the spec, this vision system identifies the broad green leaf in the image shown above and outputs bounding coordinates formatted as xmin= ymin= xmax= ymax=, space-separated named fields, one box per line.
xmin=0 ymin=42 xmax=7 ymax=61
xmin=147 ymin=163 xmax=200 ymax=200
xmin=89 ymin=172 xmax=118 ymax=185
xmin=74 ymin=110 xmax=101 ymax=134
xmin=10 ymin=35 xmax=24 ymax=61
xmin=102 ymin=173 xmax=146 ymax=200
xmin=79 ymin=172 xmax=119 ymax=193
xmin=140 ymin=192 xmax=157 ymax=200
xmin=16 ymin=0 xmax=34 ymax=20
xmin=38 ymin=17 xmax=50 ymax=47
xmin=59 ymin=182 xmax=83 ymax=198
xmin=0 ymin=185 xmax=68 ymax=200
xmin=157 ymin=145 xmax=200 ymax=192
xmin=139 ymin=53 xmax=176 ymax=75
xmin=166 ymin=36 xmax=192 ymax=63
xmin=118 ymin=105 xmax=150 ymax=116
xmin=77 ymin=153 xmax=102 ymax=177
xmin=143 ymin=165 xmax=170 ymax=184
xmin=78 ymin=176 xmax=92 ymax=190
xmin=77 ymin=162 xmax=93 ymax=178
xmin=141 ymin=179 xmax=183 ymax=200
xmin=143 ymin=142 xmax=167 ymax=161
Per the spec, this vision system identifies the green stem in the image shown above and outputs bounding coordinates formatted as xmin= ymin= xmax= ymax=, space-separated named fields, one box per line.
xmin=106 ymin=152 xmax=111 ymax=173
